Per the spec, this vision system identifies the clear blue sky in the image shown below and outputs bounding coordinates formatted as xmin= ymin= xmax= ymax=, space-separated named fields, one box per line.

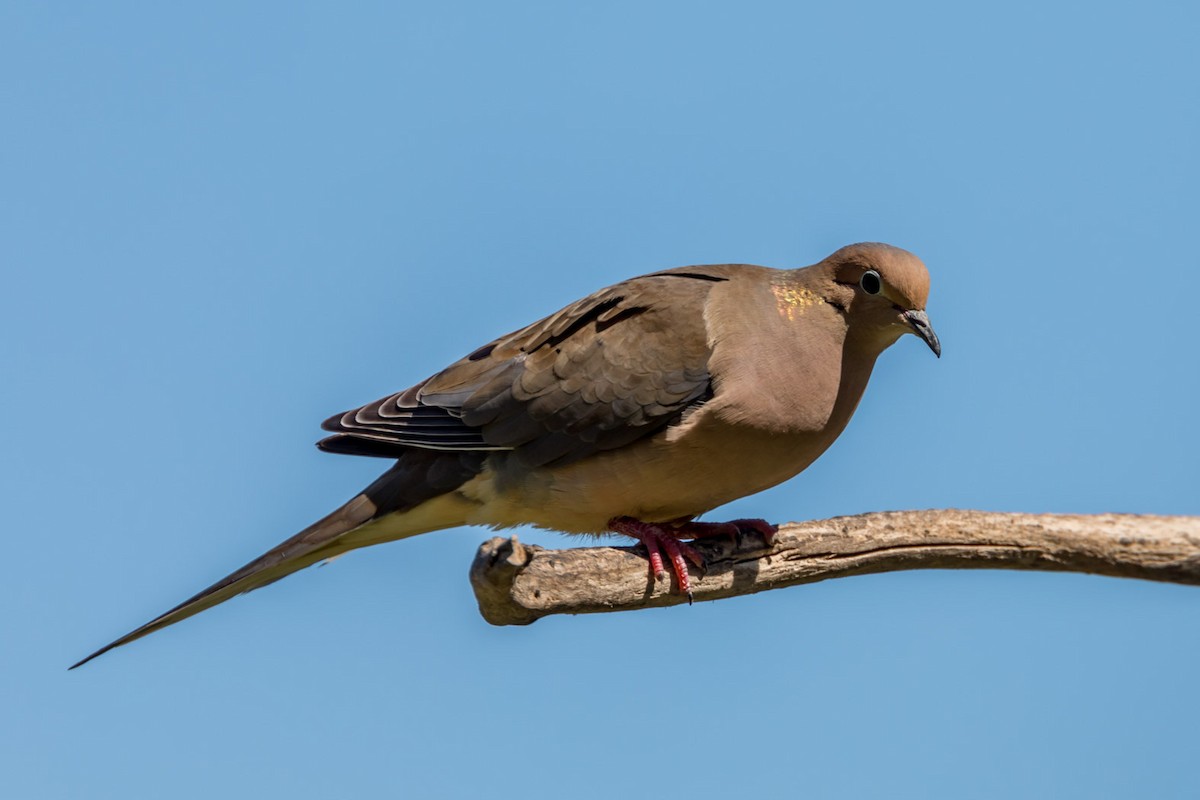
xmin=4 ymin=2 xmax=1198 ymax=798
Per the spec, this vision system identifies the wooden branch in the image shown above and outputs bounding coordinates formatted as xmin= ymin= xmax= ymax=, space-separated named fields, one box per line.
xmin=469 ymin=510 xmax=1200 ymax=625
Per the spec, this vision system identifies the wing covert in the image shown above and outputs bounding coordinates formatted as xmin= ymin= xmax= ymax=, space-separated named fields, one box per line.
xmin=320 ymin=268 xmax=730 ymax=468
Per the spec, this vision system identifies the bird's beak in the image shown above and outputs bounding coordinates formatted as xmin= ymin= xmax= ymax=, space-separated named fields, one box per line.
xmin=903 ymin=309 xmax=941 ymax=358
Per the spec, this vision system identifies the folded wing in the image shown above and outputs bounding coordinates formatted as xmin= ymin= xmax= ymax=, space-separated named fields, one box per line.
xmin=319 ymin=268 xmax=731 ymax=468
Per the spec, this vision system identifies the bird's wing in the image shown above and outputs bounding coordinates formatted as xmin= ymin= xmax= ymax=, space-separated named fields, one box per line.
xmin=320 ymin=266 xmax=735 ymax=468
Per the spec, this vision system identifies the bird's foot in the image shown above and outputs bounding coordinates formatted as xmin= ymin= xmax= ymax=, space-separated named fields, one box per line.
xmin=671 ymin=517 xmax=778 ymax=547
xmin=608 ymin=517 xmax=706 ymax=602
xmin=607 ymin=517 xmax=778 ymax=603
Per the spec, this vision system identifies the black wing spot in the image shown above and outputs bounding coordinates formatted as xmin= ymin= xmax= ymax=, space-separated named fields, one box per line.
xmin=651 ymin=271 xmax=729 ymax=282
xmin=534 ymin=297 xmax=623 ymax=352
xmin=595 ymin=306 xmax=648 ymax=333
xmin=467 ymin=342 xmax=497 ymax=361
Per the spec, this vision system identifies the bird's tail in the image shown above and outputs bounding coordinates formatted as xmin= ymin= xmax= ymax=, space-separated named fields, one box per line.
xmin=69 ymin=460 xmax=472 ymax=670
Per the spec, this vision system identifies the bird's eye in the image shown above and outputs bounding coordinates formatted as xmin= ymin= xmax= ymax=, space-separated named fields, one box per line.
xmin=860 ymin=270 xmax=882 ymax=295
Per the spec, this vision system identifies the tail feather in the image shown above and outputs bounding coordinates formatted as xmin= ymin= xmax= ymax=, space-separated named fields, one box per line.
xmin=69 ymin=493 xmax=381 ymax=670
xmin=71 ymin=450 xmax=486 ymax=670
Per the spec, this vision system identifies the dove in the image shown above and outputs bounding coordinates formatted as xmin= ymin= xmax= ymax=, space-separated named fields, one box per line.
xmin=72 ymin=241 xmax=939 ymax=668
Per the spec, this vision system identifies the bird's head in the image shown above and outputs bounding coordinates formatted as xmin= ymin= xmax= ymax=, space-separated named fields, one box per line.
xmin=822 ymin=242 xmax=940 ymax=357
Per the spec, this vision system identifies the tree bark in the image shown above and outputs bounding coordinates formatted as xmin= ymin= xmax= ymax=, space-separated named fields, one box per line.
xmin=468 ymin=510 xmax=1200 ymax=625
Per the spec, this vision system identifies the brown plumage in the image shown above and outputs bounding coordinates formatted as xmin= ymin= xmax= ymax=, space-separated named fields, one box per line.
xmin=71 ymin=242 xmax=939 ymax=668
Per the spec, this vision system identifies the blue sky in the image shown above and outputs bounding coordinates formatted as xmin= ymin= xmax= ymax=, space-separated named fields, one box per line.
xmin=4 ymin=2 xmax=1198 ymax=797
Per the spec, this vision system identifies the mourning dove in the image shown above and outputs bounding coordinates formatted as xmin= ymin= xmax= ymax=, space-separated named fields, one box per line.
xmin=72 ymin=242 xmax=939 ymax=668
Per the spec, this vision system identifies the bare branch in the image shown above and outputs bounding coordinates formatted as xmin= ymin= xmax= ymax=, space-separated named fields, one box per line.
xmin=469 ymin=510 xmax=1200 ymax=625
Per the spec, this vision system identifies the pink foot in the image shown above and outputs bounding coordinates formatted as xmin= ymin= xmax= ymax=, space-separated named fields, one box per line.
xmin=607 ymin=517 xmax=778 ymax=602
xmin=673 ymin=517 xmax=778 ymax=546
xmin=608 ymin=517 xmax=706 ymax=601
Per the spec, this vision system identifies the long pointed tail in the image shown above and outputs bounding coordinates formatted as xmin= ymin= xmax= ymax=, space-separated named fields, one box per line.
xmin=69 ymin=492 xmax=382 ymax=669
xmin=69 ymin=452 xmax=481 ymax=669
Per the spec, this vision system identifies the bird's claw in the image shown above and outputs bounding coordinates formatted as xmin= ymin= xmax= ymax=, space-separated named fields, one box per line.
xmin=673 ymin=517 xmax=778 ymax=548
xmin=608 ymin=516 xmax=777 ymax=600
xmin=609 ymin=517 xmax=705 ymax=597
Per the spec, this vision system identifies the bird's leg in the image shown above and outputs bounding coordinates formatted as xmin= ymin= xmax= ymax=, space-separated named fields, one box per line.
xmin=608 ymin=517 xmax=705 ymax=602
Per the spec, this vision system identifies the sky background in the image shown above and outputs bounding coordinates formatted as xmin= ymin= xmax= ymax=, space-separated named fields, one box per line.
xmin=4 ymin=2 xmax=1198 ymax=798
